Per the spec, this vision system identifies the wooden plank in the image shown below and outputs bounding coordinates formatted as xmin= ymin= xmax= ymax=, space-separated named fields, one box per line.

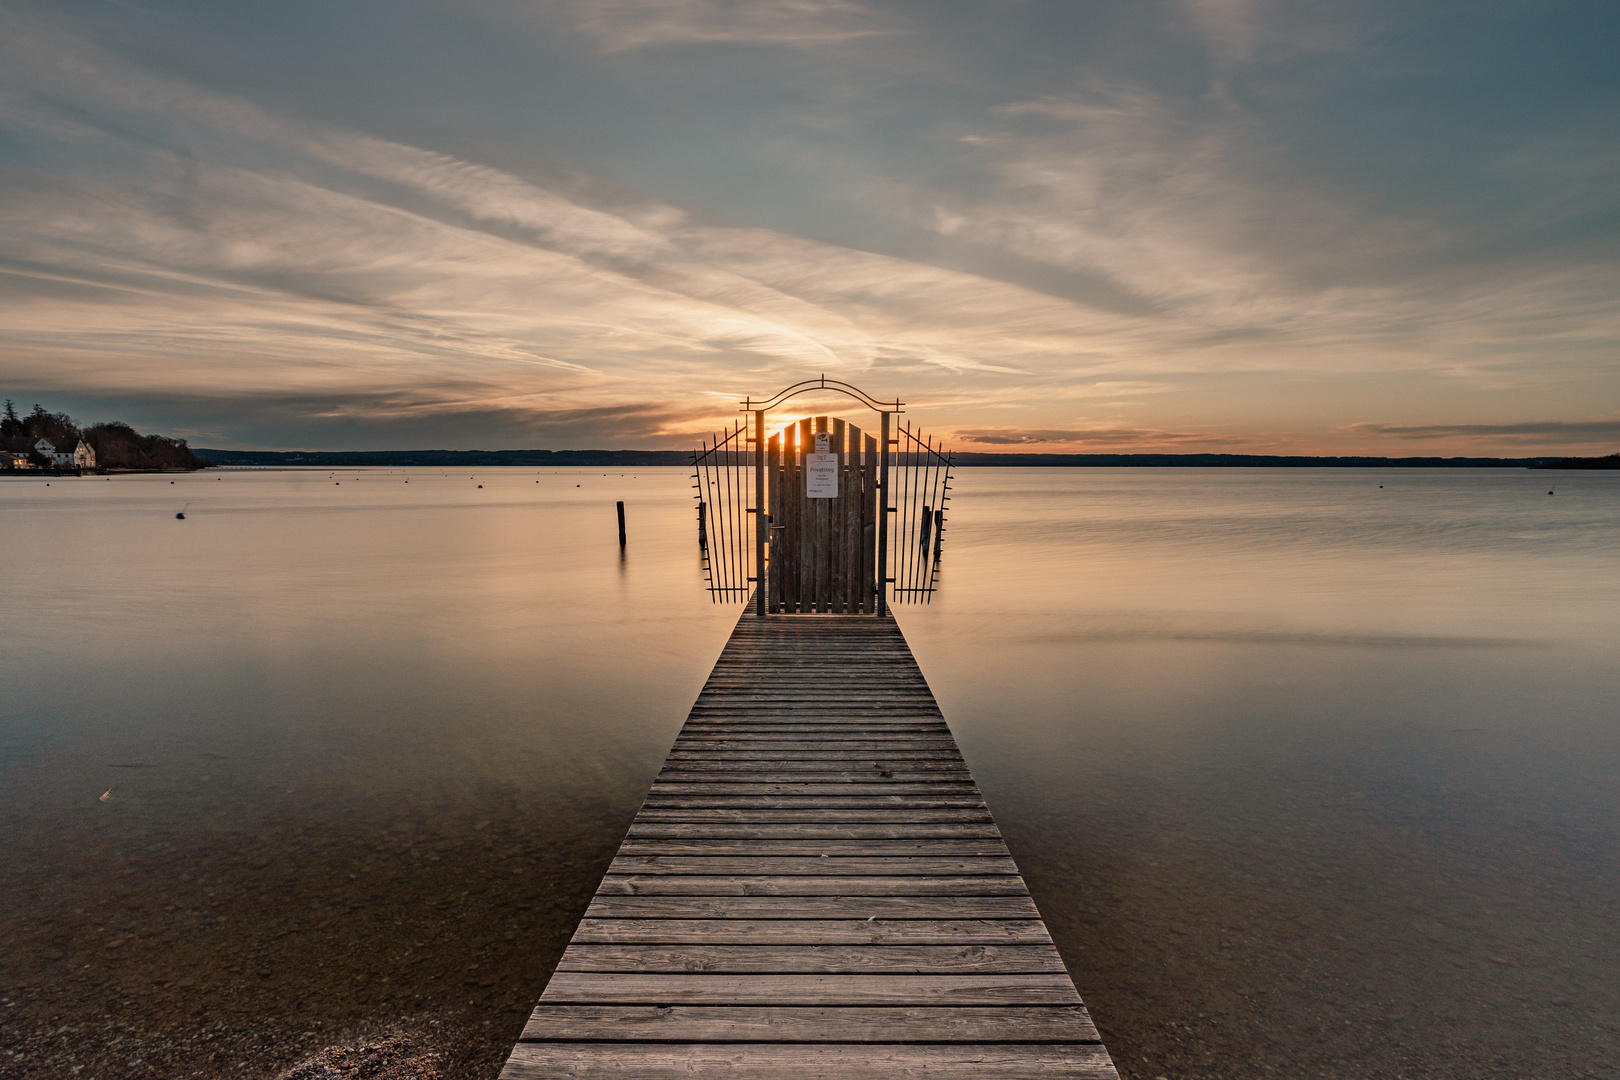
xmin=501 ymin=1043 xmax=1118 ymax=1079
xmin=673 ymin=737 xmax=959 ymax=746
xmin=686 ymin=704 xmax=940 ymax=712
xmin=671 ymin=743 xmax=960 ymax=753
xmin=641 ymin=790 xmax=978 ymax=799
xmin=584 ymin=896 xmax=1036 ymax=919
xmin=633 ymin=810 xmax=996 ymax=823
xmin=594 ymin=876 xmax=1029 ymax=897
xmin=688 ymin=694 xmax=937 ymax=701
xmin=518 ymin=1004 xmax=1101 ymax=1043
xmin=613 ymin=840 xmax=1009 ymax=858
xmin=571 ymin=919 xmax=1055 ymax=946
xmin=498 ymin=606 xmax=1117 ymax=1080
xmin=661 ymin=751 xmax=959 ymax=761
xmin=658 ymin=762 xmax=969 ymax=774
xmin=667 ymin=748 xmax=965 ymax=758
xmin=654 ymin=766 xmax=962 ymax=777
xmin=688 ymin=699 xmax=935 ymax=704
xmin=555 ymin=944 xmax=1069 ymax=974
xmin=697 ymin=676 xmax=926 ymax=681
xmin=670 ymin=725 xmax=946 ymax=735
xmin=624 ymin=824 xmax=1002 ymax=839
xmin=683 ymin=714 xmax=946 ymax=721
xmin=672 ymin=735 xmax=954 ymax=743
xmin=639 ymin=797 xmax=992 ymax=810
xmin=605 ymin=856 xmax=1017 ymax=876
xmin=663 ymin=735 xmax=956 ymax=745
xmin=539 ymin=973 xmax=1082 ymax=1006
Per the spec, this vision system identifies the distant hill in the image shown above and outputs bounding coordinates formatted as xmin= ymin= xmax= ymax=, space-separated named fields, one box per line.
xmin=947 ymin=452 xmax=1558 ymax=467
xmin=1534 ymin=453 xmax=1620 ymax=470
xmin=196 ymin=447 xmax=1560 ymax=468
xmin=195 ymin=448 xmax=692 ymax=467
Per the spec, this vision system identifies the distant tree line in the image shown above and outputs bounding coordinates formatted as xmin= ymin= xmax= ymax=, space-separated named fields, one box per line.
xmin=2 ymin=400 xmax=208 ymax=471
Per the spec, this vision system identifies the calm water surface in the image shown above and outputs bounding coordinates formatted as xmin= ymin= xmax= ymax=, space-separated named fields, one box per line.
xmin=2 ymin=466 xmax=1617 ymax=1078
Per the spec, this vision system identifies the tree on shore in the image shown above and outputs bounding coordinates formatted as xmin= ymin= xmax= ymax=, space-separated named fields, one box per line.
xmin=1 ymin=399 xmax=207 ymax=471
xmin=84 ymin=421 xmax=208 ymax=471
xmin=1 ymin=400 xmax=19 ymax=436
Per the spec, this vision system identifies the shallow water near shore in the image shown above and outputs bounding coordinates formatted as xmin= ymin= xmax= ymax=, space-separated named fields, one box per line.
xmin=2 ymin=466 xmax=1617 ymax=1078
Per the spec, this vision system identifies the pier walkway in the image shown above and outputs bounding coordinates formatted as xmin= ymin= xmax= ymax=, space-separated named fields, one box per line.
xmin=499 ymin=611 xmax=1118 ymax=1079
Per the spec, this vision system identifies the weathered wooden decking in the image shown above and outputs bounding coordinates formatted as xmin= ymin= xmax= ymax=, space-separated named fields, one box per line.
xmin=499 ymin=611 xmax=1118 ymax=1079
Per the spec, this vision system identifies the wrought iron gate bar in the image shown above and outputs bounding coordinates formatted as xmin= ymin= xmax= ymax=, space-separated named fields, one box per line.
xmin=692 ymin=420 xmax=754 ymax=600
xmin=740 ymin=375 xmax=903 ymax=414
xmin=889 ymin=421 xmax=951 ymax=603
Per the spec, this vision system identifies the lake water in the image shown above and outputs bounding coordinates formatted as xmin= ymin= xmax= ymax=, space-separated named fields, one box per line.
xmin=2 ymin=466 xmax=1617 ymax=1078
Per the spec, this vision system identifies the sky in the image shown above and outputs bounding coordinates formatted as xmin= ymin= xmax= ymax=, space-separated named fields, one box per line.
xmin=1 ymin=0 xmax=1616 ymax=454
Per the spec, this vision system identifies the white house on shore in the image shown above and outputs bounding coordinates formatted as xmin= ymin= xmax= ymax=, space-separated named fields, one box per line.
xmin=3 ymin=436 xmax=96 ymax=470
xmin=1 ymin=436 xmax=96 ymax=469
xmin=38 ymin=437 xmax=95 ymax=469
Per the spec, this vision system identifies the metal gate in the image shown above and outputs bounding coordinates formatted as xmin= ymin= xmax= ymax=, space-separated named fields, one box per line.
xmin=692 ymin=419 xmax=753 ymax=603
xmin=692 ymin=379 xmax=953 ymax=613
xmin=887 ymin=420 xmax=952 ymax=604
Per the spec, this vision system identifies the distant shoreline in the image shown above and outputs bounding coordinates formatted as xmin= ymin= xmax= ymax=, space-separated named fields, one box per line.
xmin=194 ymin=448 xmax=1615 ymax=469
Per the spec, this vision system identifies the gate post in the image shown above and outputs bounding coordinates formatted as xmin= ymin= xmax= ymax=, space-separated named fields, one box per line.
xmin=755 ymin=408 xmax=767 ymax=617
xmin=877 ymin=410 xmax=890 ymax=617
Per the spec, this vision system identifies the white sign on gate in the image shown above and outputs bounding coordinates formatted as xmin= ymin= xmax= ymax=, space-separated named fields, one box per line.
xmin=806 ymin=444 xmax=839 ymax=498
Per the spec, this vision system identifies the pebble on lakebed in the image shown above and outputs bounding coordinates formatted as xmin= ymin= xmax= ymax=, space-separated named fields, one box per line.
xmin=278 ymin=1032 xmax=445 ymax=1080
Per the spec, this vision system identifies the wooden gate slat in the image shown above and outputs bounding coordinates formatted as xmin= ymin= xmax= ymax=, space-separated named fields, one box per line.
xmin=766 ymin=414 xmax=879 ymax=613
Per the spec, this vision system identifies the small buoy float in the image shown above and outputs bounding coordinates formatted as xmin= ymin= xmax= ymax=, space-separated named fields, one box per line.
xmin=176 ymin=512 xmax=185 ymax=519
xmin=477 ymin=484 xmax=483 ymax=488
xmin=1548 ymin=490 xmax=1554 ymax=495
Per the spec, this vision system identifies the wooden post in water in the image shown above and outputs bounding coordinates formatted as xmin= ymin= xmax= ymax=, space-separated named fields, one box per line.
xmin=616 ymin=501 xmax=626 ymax=549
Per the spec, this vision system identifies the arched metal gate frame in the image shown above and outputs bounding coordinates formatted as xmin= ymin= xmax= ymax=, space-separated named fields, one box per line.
xmin=691 ymin=377 xmax=952 ymax=616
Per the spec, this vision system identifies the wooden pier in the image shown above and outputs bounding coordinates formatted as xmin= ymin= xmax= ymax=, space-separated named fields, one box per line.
xmin=498 ymin=611 xmax=1118 ymax=1079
